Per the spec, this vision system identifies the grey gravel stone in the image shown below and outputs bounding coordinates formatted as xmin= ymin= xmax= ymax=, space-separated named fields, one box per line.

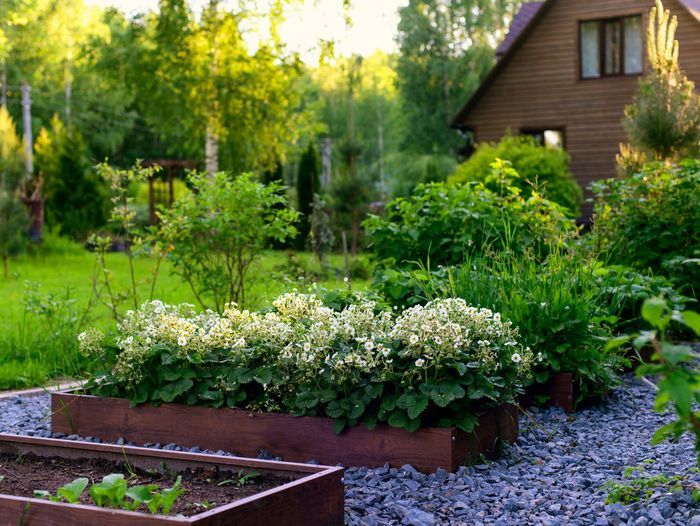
xmin=2 ymin=375 xmax=699 ymax=525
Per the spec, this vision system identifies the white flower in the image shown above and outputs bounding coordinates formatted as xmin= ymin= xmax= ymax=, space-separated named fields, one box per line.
xmin=364 ymin=340 xmax=375 ymax=351
xmin=234 ymin=337 xmax=246 ymax=348
xmin=177 ymin=336 xmax=187 ymax=347
xmin=303 ymin=342 xmax=311 ymax=352
xmin=537 ymin=352 xmax=544 ymax=362
xmin=415 ymin=358 xmax=426 ymax=367
xmin=511 ymin=353 xmax=522 ymax=363
xmin=409 ymin=334 xmax=419 ymax=345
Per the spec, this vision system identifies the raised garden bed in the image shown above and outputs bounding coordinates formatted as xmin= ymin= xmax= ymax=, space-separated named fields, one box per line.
xmin=51 ymin=391 xmax=518 ymax=473
xmin=0 ymin=433 xmax=343 ymax=525
xmin=521 ymin=372 xmax=576 ymax=412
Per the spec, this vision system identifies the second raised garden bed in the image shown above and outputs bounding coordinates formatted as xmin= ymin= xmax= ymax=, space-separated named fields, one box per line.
xmin=51 ymin=391 xmax=518 ymax=473
xmin=0 ymin=433 xmax=343 ymax=525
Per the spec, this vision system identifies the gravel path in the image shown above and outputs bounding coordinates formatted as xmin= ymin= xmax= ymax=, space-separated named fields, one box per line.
xmin=1 ymin=375 xmax=698 ymax=525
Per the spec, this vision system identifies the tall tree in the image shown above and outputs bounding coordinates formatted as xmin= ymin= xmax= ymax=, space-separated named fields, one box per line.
xmin=396 ymin=0 xmax=521 ymax=155
xmin=296 ymin=142 xmax=320 ymax=248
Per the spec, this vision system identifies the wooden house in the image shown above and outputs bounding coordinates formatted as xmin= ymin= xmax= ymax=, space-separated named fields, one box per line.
xmin=452 ymin=0 xmax=700 ymax=216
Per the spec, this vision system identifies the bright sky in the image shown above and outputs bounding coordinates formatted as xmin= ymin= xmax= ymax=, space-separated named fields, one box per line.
xmin=85 ymin=0 xmax=407 ymax=61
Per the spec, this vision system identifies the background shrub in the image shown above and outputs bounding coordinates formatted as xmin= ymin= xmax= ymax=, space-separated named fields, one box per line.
xmin=592 ymin=160 xmax=700 ymax=300
xmin=364 ymin=166 xmax=576 ymax=280
xmin=398 ymin=250 xmax=622 ymax=405
xmin=448 ymin=136 xmax=582 ymax=215
xmin=157 ymin=172 xmax=299 ymax=311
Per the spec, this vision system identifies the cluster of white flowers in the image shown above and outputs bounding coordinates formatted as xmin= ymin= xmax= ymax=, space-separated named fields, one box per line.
xmin=390 ymin=298 xmax=532 ymax=373
xmin=83 ymin=295 xmax=531 ymax=385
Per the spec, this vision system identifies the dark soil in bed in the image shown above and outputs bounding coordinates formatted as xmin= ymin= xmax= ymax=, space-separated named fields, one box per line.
xmin=0 ymin=453 xmax=301 ymax=516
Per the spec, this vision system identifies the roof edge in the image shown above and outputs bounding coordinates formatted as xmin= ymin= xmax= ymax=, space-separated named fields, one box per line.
xmin=451 ymin=0 xmax=556 ymax=128
xmin=452 ymin=0 xmax=700 ymax=129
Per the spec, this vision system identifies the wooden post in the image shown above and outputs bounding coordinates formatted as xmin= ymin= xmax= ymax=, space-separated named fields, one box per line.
xmin=21 ymin=82 xmax=33 ymax=178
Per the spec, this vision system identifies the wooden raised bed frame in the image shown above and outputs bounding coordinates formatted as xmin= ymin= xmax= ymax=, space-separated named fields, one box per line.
xmin=51 ymin=391 xmax=519 ymax=473
xmin=0 ymin=433 xmax=343 ymax=526
xmin=521 ymin=372 xmax=576 ymax=413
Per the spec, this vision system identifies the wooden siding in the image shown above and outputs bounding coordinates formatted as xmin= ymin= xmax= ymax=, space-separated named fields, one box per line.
xmin=457 ymin=0 xmax=700 ymax=215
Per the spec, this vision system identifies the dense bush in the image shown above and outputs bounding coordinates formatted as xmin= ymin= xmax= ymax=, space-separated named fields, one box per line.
xmin=592 ymin=160 xmax=700 ymax=300
xmin=157 ymin=172 xmax=299 ymax=311
xmin=448 ymin=136 xmax=582 ymax=215
xmin=365 ymin=168 xmax=576 ymax=281
xmin=384 ymin=250 xmax=621 ymax=405
xmin=81 ymin=294 xmax=533 ymax=433
xmin=35 ymin=116 xmax=108 ymax=239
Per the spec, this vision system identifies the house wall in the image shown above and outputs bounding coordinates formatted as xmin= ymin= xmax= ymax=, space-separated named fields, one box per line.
xmin=459 ymin=0 xmax=700 ymax=217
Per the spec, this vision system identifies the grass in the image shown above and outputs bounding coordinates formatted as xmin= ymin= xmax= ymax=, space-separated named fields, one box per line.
xmin=0 ymin=239 xmax=370 ymax=390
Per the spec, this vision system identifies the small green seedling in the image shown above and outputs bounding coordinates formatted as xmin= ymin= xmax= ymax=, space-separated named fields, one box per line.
xmin=34 ymin=478 xmax=89 ymax=504
xmin=35 ymin=473 xmax=186 ymax=515
xmin=217 ymin=470 xmax=260 ymax=487
xmin=89 ymin=473 xmax=128 ymax=507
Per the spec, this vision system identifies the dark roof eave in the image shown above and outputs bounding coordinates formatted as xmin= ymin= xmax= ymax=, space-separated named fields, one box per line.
xmin=451 ymin=0 xmax=556 ymax=128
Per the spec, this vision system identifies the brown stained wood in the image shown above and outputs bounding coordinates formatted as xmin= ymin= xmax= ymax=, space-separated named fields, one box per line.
xmin=0 ymin=496 xmax=186 ymax=526
xmin=453 ymin=0 xmax=700 ymax=215
xmin=521 ymin=372 xmax=576 ymax=412
xmin=51 ymin=392 xmax=518 ymax=473
xmin=0 ymin=434 xmax=344 ymax=526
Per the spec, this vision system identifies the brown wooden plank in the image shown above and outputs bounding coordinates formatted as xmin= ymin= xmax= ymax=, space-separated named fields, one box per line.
xmin=51 ymin=392 xmax=516 ymax=473
xmin=0 ymin=435 xmax=344 ymax=526
xmin=191 ymin=470 xmax=345 ymax=526
xmin=0 ymin=495 xmax=186 ymax=526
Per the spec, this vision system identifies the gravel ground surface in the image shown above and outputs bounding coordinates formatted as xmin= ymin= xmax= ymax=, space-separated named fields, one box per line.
xmin=1 ymin=375 xmax=698 ymax=525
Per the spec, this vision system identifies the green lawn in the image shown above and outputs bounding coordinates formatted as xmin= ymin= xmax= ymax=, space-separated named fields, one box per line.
xmin=0 ymin=242 xmax=370 ymax=390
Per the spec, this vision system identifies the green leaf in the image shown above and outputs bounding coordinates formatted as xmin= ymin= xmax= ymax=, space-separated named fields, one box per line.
xmin=363 ymin=413 xmax=377 ymax=430
xmin=681 ymin=311 xmax=700 ymax=336
xmin=387 ymin=409 xmax=409 ymax=429
xmin=658 ymin=375 xmax=693 ymax=417
xmin=154 ymin=378 xmax=194 ymax=403
xmin=126 ymin=485 xmax=154 ymax=504
xmin=641 ymin=298 xmax=669 ymax=329
xmin=606 ymin=335 xmax=632 ymax=352
xmin=455 ymin=414 xmax=477 ymax=433
xmin=405 ymin=394 xmax=429 ymax=420
xmin=57 ymin=478 xmax=89 ymax=504
xmin=253 ymin=367 xmax=273 ymax=385
xmin=332 ymin=418 xmax=347 ymax=434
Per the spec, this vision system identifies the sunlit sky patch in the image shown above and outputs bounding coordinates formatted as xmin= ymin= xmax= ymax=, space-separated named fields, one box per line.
xmin=84 ymin=0 xmax=407 ymax=61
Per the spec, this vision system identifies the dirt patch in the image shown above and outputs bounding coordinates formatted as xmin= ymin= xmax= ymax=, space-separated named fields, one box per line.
xmin=0 ymin=452 xmax=301 ymax=517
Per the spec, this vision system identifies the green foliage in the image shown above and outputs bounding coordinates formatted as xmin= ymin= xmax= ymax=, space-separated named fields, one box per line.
xmin=395 ymin=0 xmax=521 ymax=154
xmin=591 ymin=265 xmax=695 ymax=333
xmin=296 ymin=143 xmax=320 ymax=249
xmin=84 ymin=294 xmax=532 ymax=434
xmin=36 ymin=473 xmax=184 ymax=515
xmin=592 ymin=160 xmax=700 ymax=300
xmin=604 ymin=464 xmax=686 ymax=505
xmin=92 ymin=161 xmax=166 ymax=320
xmin=365 ymin=168 xmax=576 ymax=282
xmin=449 ymin=137 xmax=582 ymax=215
xmin=610 ymin=298 xmax=700 ymax=466
xmin=0 ymin=185 xmax=28 ymax=278
xmin=0 ymin=106 xmax=25 ymax=190
xmin=157 ymin=172 xmax=299 ymax=310
xmin=35 ymin=116 xmax=108 ymax=239
xmin=384 ymin=152 xmax=457 ymax=197
xmin=403 ymin=250 xmax=622 ymax=405
xmin=623 ymin=1 xmax=700 ymax=160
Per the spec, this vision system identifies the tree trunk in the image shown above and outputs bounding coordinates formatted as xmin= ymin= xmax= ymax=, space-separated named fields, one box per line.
xmin=205 ymin=125 xmax=219 ymax=177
